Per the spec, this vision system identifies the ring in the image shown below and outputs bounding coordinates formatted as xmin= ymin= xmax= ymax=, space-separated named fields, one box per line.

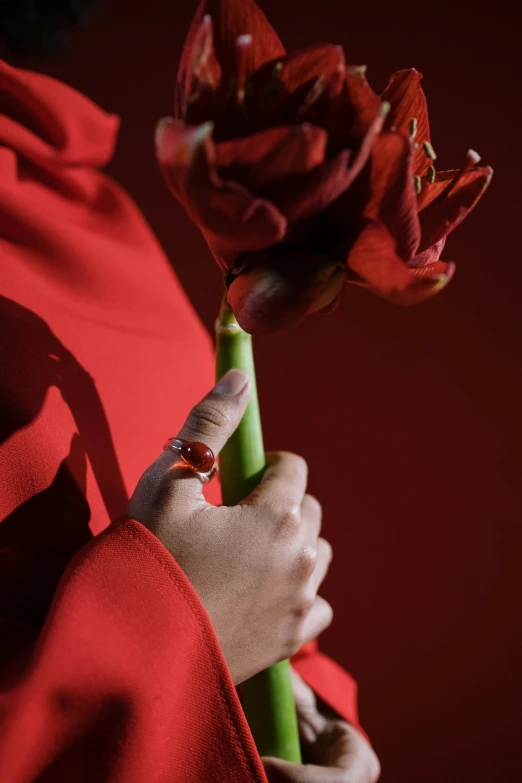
xmin=163 ymin=437 xmax=218 ymax=484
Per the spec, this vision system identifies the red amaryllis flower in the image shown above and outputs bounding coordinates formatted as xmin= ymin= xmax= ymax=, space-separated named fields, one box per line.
xmin=344 ymin=69 xmax=493 ymax=305
xmin=156 ymin=0 xmax=492 ymax=333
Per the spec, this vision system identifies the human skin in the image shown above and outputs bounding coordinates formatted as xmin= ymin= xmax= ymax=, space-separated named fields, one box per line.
xmin=263 ymin=669 xmax=381 ymax=782
xmin=127 ymin=368 xmax=334 ymax=685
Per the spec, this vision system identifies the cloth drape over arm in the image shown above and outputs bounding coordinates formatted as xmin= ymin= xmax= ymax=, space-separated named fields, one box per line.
xmin=0 ymin=59 xmax=365 ymax=781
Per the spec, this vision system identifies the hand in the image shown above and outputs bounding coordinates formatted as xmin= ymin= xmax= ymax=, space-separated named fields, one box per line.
xmin=262 ymin=670 xmax=380 ymax=783
xmin=126 ymin=370 xmax=333 ymax=685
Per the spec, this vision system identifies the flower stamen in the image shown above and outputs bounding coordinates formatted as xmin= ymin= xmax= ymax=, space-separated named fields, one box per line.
xmin=427 ymin=164 xmax=436 ymax=183
xmin=297 ymin=76 xmax=325 ymax=120
xmin=307 ymin=76 xmax=325 ymax=104
xmin=447 ymin=149 xmax=481 ymax=194
xmin=199 ymin=15 xmax=215 ymax=82
xmin=349 ymin=64 xmax=368 ymax=79
xmin=409 ymin=117 xmax=418 ymax=139
xmin=414 ymin=175 xmax=422 ymax=195
xmin=462 ymin=148 xmax=481 ymax=173
xmin=423 ymin=141 xmax=437 ymax=160
xmin=235 ymin=34 xmax=253 ymax=103
xmin=186 ymin=14 xmax=216 ymax=105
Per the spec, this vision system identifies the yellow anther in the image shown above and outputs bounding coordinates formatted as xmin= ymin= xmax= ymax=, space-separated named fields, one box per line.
xmin=427 ymin=165 xmax=436 ymax=183
xmin=352 ymin=65 xmax=367 ymax=78
xmin=423 ymin=141 xmax=437 ymax=160
xmin=409 ymin=118 xmax=418 ymax=139
xmin=414 ymin=175 xmax=422 ymax=195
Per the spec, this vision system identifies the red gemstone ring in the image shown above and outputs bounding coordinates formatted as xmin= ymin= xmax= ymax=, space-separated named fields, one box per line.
xmin=163 ymin=437 xmax=218 ymax=484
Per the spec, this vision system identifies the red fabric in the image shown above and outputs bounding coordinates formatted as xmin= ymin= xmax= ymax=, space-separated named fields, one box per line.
xmin=291 ymin=641 xmax=360 ymax=728
xmin=0 ymin=59 xmax=362 ymax=780
xmin=0 ymin=518 xmax=265 ymax=782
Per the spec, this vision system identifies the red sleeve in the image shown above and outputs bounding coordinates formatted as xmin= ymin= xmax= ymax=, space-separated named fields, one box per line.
xmin=292 ymin=641 xmax=368 ymax=740
xmin=0 ymin=519 xmax=267 ymax=783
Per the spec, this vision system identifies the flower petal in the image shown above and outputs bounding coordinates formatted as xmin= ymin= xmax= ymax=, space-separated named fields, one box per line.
xmin=201 ymin=0 xmax=285 ymax=84
xmin=297 ymin=66 xmax=381 ymax=155
xmin=411 ymin=238 xmax=446 ymax=267
xmin=261 ymin=102 xmax=388 ymax=222
xmin=176 ymin=12 xmax=222 ymax=121
xmin=227 ymin=251 xmax=346 ymax=333
xmin=272 ymin=43 xmax=346 ymax=94
xmin=259 ymin=149 xmax=351 ymax=222
xmin=246 ymin=43 xmax=346 ymax=129
xmin=343 ymin=67 xmax=382 ymax=136
xmin=348 ymin=222 xmax=455 ymax=304
xmin=364 ymin=132 xmax=421 ymax=263
xmin=215 ymin=123 xmax=327 ymax=191
xmin=417 ymin=164 xmax=493 ymax=209
xmin=382 ymin=69 xmax=431 ymax=175
xmin=347 ymin=221 xmax=413 ymax=294
xmin=416 ymin=169 xmax=459 ymax=212
xmin=399 ymin=260 xmax=456 ymax=304
xmin=155 ymin=118 xmax=287 ymax=268
xmin=418 ymin=165 xmax=493 ymax=251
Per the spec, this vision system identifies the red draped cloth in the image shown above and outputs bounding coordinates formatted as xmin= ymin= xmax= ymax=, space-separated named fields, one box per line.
xmin=0 ymin=60 xmax=361 ymax=782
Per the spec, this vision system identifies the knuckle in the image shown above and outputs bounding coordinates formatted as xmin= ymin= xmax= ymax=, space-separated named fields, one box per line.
xmin=371 ymin=752 xmax=382 ymax=782
xmin=305 ymin=494 xmax=322 ymax=519
xmin=187 ymin=402 xmax=229 ymax=433
xmin=278 ymin=506 xmax=300 ymax=536
xmin=319 ymin=537 xmax=333 ymax=564
xmin=290 ymin=453 xmax=308 ymax=477
xmin=295 ymin=590 xmax=315 ymax=620
xmin=296 ymin=545 xmax=317 ymax=580
xmin=274 ymin=451 xmax=307 ymax=477
xmin=284 ymin=630 xmax=304 ymax=659
xmin=321 ymin=599 xmax=334 ymax=628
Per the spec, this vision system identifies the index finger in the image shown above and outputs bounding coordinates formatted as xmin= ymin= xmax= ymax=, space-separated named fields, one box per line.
xmin=151 ymin=370 xmax=251 ymax=504
xmin=243 ymin=451 xmax=308 ymax=511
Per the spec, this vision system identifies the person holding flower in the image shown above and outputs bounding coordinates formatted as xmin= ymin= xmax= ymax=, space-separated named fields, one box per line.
xmin=0 ymin=3 xmax=380 ymax=782
xmin=0 ymin=0 xmax=490 ymax=781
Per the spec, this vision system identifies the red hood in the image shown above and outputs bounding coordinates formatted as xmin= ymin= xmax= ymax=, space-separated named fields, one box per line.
xmin=0 ymin=59 xmax=119 ymax=171
xmin=0 ymin=60 xmax=181 ymax=328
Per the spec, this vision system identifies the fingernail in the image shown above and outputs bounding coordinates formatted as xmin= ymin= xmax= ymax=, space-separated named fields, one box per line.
xmin=214 ymin=369 xmax=249 ymax=396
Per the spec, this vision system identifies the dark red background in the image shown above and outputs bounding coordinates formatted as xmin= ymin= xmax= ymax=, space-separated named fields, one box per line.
xmin=20 ymin=0 xmax=521 ymax=780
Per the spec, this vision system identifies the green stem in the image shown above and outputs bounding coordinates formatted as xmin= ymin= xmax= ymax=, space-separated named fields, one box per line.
xmin=215 ymin=298 xmax=302 ymax=763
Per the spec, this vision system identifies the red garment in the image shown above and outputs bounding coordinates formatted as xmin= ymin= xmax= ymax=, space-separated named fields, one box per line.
xmin=0 ymin=60 xmax=360 ymax=781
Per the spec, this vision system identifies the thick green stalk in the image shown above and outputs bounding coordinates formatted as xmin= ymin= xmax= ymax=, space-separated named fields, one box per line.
xmin=215 ymin=299 xmax=302 ymax=763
